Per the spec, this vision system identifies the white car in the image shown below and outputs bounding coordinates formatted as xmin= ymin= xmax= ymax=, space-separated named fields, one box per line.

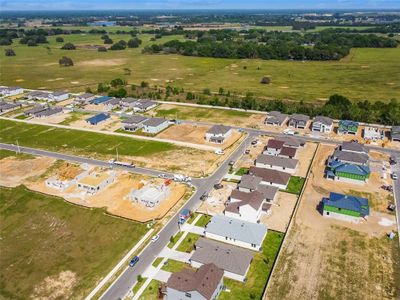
xmin=283 ymin=129 xmax=295 ymax=135
xmin=151 ymin=234 xmax=160 ymax=243
xmin=214 ymin=149 xmax=224 ymax=155
xmin=392 ymin=173 xmax=398 ymax=180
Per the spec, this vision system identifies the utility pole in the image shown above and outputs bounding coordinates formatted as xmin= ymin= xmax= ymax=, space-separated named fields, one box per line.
xmin=116 ymin=147 xmax=119 ymax=161
xmin=16 ymin=140 xmax=20 ymax=154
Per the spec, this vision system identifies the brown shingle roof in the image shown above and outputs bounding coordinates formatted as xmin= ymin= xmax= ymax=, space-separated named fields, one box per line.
xmin=227 ymin=190 xmax=265 ymax=212
xmin=266 ymin=139 xmax=285 ymax=150
xmin=280 ymin=146 xmax=297 ymax=158
xmin=167 ymin=263 xmax=223 ymax=300
xmin=249 ymin=166 xmax=291 ymax=186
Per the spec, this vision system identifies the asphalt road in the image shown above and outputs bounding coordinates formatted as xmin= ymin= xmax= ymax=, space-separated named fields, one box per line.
xmin=99 ymin=132 xmax=256 ymax=300
xmin=390 ymin=155 xmax=400 ymax=242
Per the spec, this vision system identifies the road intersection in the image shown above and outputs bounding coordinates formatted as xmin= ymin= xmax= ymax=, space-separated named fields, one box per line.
xmin=1 ymin=122 xmax=399 ymax=300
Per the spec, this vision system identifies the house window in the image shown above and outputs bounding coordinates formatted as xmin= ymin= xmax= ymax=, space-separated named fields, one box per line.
xmin=185 ymin=292 xmax=192 ymax=298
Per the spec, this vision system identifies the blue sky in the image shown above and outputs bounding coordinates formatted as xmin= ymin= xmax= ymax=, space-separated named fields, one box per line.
xmin=1 ymin=0 xmax=400 ymax=10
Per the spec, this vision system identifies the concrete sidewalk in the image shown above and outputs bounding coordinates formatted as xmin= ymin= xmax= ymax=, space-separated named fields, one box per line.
xmin=181 ymin=223 xmax=205 ymax=235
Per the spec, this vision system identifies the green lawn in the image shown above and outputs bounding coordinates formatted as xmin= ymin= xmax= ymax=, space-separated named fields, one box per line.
xmin=0 ymin=119 xmax=176 ymax=158
xmin=176 ymin=233 xmax=201 ymax=253
xmin=161 ymin=259 xmax=194 ymax=273
xmin=285 ymin=176 xmax=306 ymax=195
xmin=138 ymin=279 xmax=160 ymax=300
xmin=186 ymin=212 xmax=198 ymax=224
xmin=0 ymin=185 xmax=148 ymax=299
xmin=235 ymin=167 xmax=249 ymax=176
xmin=0 ymin=149 xmax=35 ymax=160
xmin=195 ymin=214 xmax=212 ymax=227
xmin=152 ymin=257 xmax=164 ymax=268
xmin=219 ymin=231 xmax=284 ymax=300
xmin=167 ymin=231 xmax=184 ymax=248
xmin=132 ymin=277 xmax=147 ymax=295
xmin=1 ymin=31 xmax=399 ymax=102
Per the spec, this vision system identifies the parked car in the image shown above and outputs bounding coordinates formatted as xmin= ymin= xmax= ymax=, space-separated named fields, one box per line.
xmin=158 ymin=173 xmax=169 ymax=179
xmin=283 ymin=129 xmax=295 ymax=135
xmin=214 ymin=183 xmax=223 ymax=190
xmin=388 ymin=203 xmax=396 ymax=212
xmin=151 ymin=234 xmax=160 ymax=243
xmin=129 ymin=256 xmax=139 ymax=267
xmin=228 ymin=160 xmax=235 ymax=166
xmin=244 ymin=149 xmax=250 ymax=154
xmin=214 ymin=149 xmax=224 ymax=155
xmin=392 ymin=172 xmax=398 ymax=180
xmin=251 ymin=139 xmax=258 ymax=145
xmin=169 ymin=119 xmax=177 ymax=124
xmin=200 ymin=193 xmax=208 ymax=200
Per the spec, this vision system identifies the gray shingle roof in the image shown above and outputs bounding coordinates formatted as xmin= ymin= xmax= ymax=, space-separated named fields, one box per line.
xmin=289 ymin=113 xmax=310 ymax=123
xmin=35 ymin=107 xmax=63 ymax=117
xmin=191 ymin=237 xmax=254 ymax=276
xmin=238 ymin=175 xmax=262 ymax=190
xmin=123 ymin=115 xmax=148 ymax=124
xmin=143 ymin=117 xmax=167 ymax=127
xmin=249 ymin=166 xmax=291 ymax=186
xmin=332 ymin=149 xmax=369 ymax=165
xmin=205 ymin=215 xmax=267 ymax=246
xmin=341 ymin=141 xmax=369 ymax=154
xmin=314 ymin=116 xmax=333 ymax=126
xmin=76 ymin=93 xmax=94 ymax=99
xmin=227 ymin=190 xmax=265 ymax=211
xmin=265 ymin=111 xmax=288 ymax=125
xmin=207 ymin=125 xmax=231 ymax=135
xmin=256 ymin=154 xmax=298 ymax=169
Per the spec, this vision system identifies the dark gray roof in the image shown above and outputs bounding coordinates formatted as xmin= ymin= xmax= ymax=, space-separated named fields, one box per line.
xmin=207 ymin=125 xmax=231 ymax=135
xmin=25 ymin=105 xmax=47 ymax=115
xmin=227 ymin=190 xmax=265 ymax=211
xmin=35 ymin=107 xmax=63 ymax=117
xmin=205 ymin=215 xmax=267 ymax=246
xmin=52 ymin=91 xmax=68 ymax=97
xmin=277 ymin=137 xmax=304 ymax=148
xmin=314 ymin=116 xmax=333 ymax=126
xmin=191 ymin=237 xmax=254 ymax=276
xmin=341 ymin=141 xmax=369 ymax=154
xmin=135 ymin=100 xmax=156 ymax=109
xmin=238 ymin=175 xmax=263 ymax=190
xmin=256 ymin=185 xmax=278 ymax=200
xmin=256 ymin=154 xmax=298 ymax=169
xmin=332 ymin=149 xmax=369 ymax=165
xmin=266 ymin=111 xmax=288 ymax=125
xmin=392 ymin=126 xmax=400 ymax=138
xmin=122 ymin=115 xmax=148 ymax=124
xmin=77 ymin=93 xmax=94 ymax=99
xmin=289 ymin=113 xmax=310 ymax=123
xmin=143 ymin=117 xmax=168 ymax=127
xmin=0 ymin=101 xmax=19 ymax=110
xmin=28 ymin=91 xmax=48 ymax=97
xmin=121 ymin=97 xmax=137 ymax=104
xmin=105 ymin=98 xmax=121 ymax=105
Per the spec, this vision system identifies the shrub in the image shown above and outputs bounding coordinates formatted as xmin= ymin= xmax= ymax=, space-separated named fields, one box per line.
xmin=59 ymin=56 xmax=74 ymax=67
xmin=56 ymin=37 xmax=64 ymax=43
xmin=27 ymin=40 xmax=37 ymax=47
xmin=109 ymin=40 xmax=126 ymax=50
xmin=260 ymin=76 xmax=271 ymax=84
xmin=98 ymin=46 xmax=107 ymax=52
xmin=127 ymin=37 xmax=142 ymax=48
xmin=110 ymin=78 xmax=126 ymax=87
xmin=103 ymin=37 xmax=113 ymax=44
xmin=59 ymin=56 xmax=73 ymax=67
xmin=61 ymin=42 xmax=76 ymax=50
xmin=0 ymin=38 xmax=12 ymax=46
xmin=4 ymin=48 xmax=16 ymax=56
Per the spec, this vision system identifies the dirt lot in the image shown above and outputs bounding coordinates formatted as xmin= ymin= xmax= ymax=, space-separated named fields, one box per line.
xmin=28 ymin=167 xmax=188 ymax=222
xmin=84 ymin=104 xmax=110 ymax=112
xmin=266 ymin=144 xmax=399 ymax=300
xmin=0 ymin=156 xmax=55 ymax=187
xmin=197 ymin=181 xmax=236 ymax=215
xmin=295 ymin=142 xmax=318 ymax=177
xmin=157 ymin=124 xmax=242 ymax=149
xmin=260 ymin=192 xmax=298 ymax=233
xmin=33 ymin=113 xmax=70 ymax=124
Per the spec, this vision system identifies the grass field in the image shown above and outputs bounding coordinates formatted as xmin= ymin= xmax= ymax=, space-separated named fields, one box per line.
xmin=0 ymin=185 xmax=148 ymax=299
xmin=219 ymin=231 xmax=284 ymax=300
xmin=176 ymin=233 xmax=200 ymax=253
xmin=195 ymin=214 xmax=212 ymax=227
xmin=0 ymin=118 xmax=176 ymax=157
xmin=161 ymin=259 xmax=193 ymax=273
xmin=0 ymin=148 xmax=34 ymax=160
xmin=285 ymin=176 xmax=306 ymax=195
xmin=1 ymin=30 xmax=399 ymax=102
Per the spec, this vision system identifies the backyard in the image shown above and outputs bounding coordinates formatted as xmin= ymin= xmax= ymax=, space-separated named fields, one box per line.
xmin=0 ymin=185 xmax=148 ymax=299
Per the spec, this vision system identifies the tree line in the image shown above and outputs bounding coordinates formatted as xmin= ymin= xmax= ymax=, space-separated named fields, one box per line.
xmin=143 ymin=29 xmax=398 ymax=61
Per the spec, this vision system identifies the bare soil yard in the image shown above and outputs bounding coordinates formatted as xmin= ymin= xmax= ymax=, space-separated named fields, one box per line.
xmin=0 ymin=156 xmax=55 ymax=187
xmin=266 ymin=144 xmax=399 ymax=300
xmin=70 ymin=115 xmax=121 ymax=131
xmin=197 ymin=181 xmax=236 ymax=215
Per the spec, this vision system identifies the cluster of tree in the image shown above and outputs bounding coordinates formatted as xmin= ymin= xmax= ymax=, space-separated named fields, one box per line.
xmin=61 ymin=42 xmax=76 ymax=50
xmin=59 ymin=56 xmax=73 ymax=67
xmin=4 ymin=48 xmax=16 ymax=56
xmin=56 ymin=37 xmax=64 ymax=42
xmin=109 ymin=40 xmax=127 ymax=50
xmin=144 ymin=30 xmax=397 ymax=61
xmin=19 ymin=34 xmax=48 ymax=46
xmin=101 ymin=34 xmax=113 ymax=44
xmin=329 ymin=23 xmax=400 ymax=34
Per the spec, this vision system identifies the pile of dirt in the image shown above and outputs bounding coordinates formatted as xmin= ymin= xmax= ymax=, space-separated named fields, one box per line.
xmin=31 ymin=271 xmax=77 ymax=300
xmin=58 ymin=163 xmax=82 ymax=180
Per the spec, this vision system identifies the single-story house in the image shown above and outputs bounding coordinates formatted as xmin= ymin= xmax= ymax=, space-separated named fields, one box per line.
xmin=225 ymin=189 xmax=266 ymax=222
xmin=340 ymin=141 xmax=369 ymax=154
xmin=277 ymin=137 xmax=305 ymax=148
xmin=312 ymin=116 xmax=333 ymax=133
xmin=0 ymin=101 xmax=20 ymax=113
xmin=27 ymin=91 xmax=50 ymax=101
xmin=104 ymin=98 xmax=121 ymax=110
xmin=33 ymin=107 xmax=63 ymax=118
xmin=190 ymin=238 xmax=254 ymax=282
xmin=119 ymin=97 xmax=137 ymax=107
xmin=0 ymin=86 xmax=24 ymax=97
xmin=204 ymin=215 xmax=268 ymax=251
xmin=142 ymin=117 xmax=169 ymax=134
xmin=288 ymin=114 xmax=310 ymax=129
xmin=86 ymin=113 xmax=110 ymax=125
xmin=166 ymin=263 xmax=224 ymax=300
xmin=90 ymin=96 xmax=112 ymax=105
xmin=121 ymin=115 xmax=148 ymax=131
xmin=363 ymin=126 xmax=385 ymax=141
xmin=205 ymin=125 xmax=232 ymax=144
xmin=132 ymin=99 xmax=157 ymax=112
xmin=338 ymin=120 xmax=359 ymax=135
xmin=50 ymin=91 xmax=69 ymax=102
xmin=265 ymin=111 xmax=288 ymax=126
xmin=24 ymin=105 xmax=47 ymax=116
xmin=77 ymin=170 xmax=115 ymax=194
xmin=322 ymin=192 xmax=369 ymax=223
xmin=331 ymin=141 xmax=369 ymax=165
xmin=249 ymin=166 xmax=291 ymax=190
xmin=255 ymin=154 xmax=298 ymax=174
xmin=75 ymin=93 xmax=96 ymax=104
xmin=391 ymin=126 xmax=400 ymax=142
